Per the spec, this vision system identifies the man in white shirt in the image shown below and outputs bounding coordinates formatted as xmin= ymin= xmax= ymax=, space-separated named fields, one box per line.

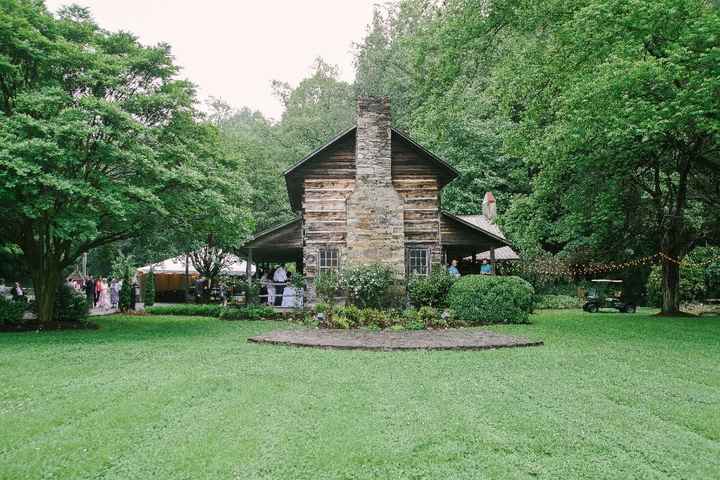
xmin=272 ymin=265 xmax=288 ymax=306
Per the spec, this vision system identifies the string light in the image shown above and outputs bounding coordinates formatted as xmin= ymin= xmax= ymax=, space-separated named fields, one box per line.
xmin=505 ymin=252 xmax=720 ymax=277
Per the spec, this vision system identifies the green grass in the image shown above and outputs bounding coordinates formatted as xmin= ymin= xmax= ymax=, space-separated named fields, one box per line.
xmin=1 ymin=310 xmax=719 ymax=479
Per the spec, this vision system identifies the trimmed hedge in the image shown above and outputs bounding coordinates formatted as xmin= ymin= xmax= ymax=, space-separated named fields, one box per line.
xmin=534 ymin=294 xmax=582 ymax=310
xmin=219 ymin=305 xmax=278 ymax=321
xmin=447 ymin=275 xmax=534 ymax=324
xmin=145 ymin=304 xmax=279 ymax=320
xmin=145 ymin=304 xmax=224 ymax=317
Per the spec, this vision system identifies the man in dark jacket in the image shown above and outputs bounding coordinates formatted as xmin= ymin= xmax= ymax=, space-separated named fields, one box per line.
xmin=84 ymin=277 xmax=95 ymax=307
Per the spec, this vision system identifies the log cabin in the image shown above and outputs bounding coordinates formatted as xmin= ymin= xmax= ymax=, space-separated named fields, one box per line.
xmin=239 ymin=97 xmax=512 ymax=301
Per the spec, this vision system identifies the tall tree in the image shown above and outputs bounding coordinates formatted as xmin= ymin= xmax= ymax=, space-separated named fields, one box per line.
xmin=492 ymin=0 xmax=720 ymax=313
xmin=0 ymin=2 xmax=245 ymax=321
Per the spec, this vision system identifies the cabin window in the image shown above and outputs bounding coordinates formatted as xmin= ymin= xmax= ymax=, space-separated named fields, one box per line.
xmin=319 ymin=248 xmax=339 ymax=272
xmin=406 ymin=247 xmax=430 ymax=276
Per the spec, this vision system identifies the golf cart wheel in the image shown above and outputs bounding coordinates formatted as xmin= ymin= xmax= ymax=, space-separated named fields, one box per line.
xmin=587 ymin=303 xmax=599 ymax=313
xmin=624 ymin=304 xmax=636 ymax=314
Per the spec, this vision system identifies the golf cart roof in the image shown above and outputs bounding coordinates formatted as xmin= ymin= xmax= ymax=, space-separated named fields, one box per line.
xmin=591 ymin=279 xmax=623 ymax=283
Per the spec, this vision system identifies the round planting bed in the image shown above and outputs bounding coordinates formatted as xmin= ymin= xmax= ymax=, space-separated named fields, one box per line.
xmin=248 ymin=328 xmax=543 ymax=351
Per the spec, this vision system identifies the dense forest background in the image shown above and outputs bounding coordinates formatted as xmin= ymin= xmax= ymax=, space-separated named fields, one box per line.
xmin=207 ymin=0 xmax=720 ymax=311
xmin=3 ymin=0 xmax=718 ymax=314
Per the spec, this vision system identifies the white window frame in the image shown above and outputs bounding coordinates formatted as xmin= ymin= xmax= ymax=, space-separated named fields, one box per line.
xmin=318 ymin=248 xmax=340 ymax=272
xmin=406 ymin=247 xmax=430 ymax=276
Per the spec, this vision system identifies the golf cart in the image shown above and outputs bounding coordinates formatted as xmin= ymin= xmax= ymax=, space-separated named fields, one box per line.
xmin=583 ymin=279 xmax=636 ymax=313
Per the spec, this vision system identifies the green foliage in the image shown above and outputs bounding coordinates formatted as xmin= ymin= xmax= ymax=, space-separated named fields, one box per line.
xmin=143 ymin=271 xmax=156 ymax=307
xmin=119 ymin=274 xmax=132 ymax=312
xmin=343 ymin=264 xmax=397 ymax=309
xmin=111 ymin=252 xmax=135 ymax=280
xmin=52 ymin=284 xmax=89 ymax=323
xmin=314 ymin=271 xmax=342 ymax=306
xmin=0 ymin=1 xmax=253 ymax=323
xmin=0 ymin=297 xmax=26 ymax=325
xmin=645 ymin=247 xmax=720 ymax=306
xmin=448 ymin=275 xmax=535 ymax=324
xmin=145 ymin=304 xmax=224 ymax=317
xmin=333 ymin=305 xmax=363 ymax=328
xmin=218 ymin=305 xmax=278 ymax=321
xmin=534 ymin=294 xmax=582 ymax=310
xmin=407 ymin=270 xmax=456 ymax=308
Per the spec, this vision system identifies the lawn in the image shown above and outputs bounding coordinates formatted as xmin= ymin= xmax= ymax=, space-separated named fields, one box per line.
xmin=1 ymin=310 xmax=719 ymax=479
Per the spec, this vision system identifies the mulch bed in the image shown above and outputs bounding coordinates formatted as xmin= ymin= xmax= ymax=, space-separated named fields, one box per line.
xmin=0 ymin=321 xmax=99 ymax=333
xmin=248 ymin=328 xmax=543 ymax=351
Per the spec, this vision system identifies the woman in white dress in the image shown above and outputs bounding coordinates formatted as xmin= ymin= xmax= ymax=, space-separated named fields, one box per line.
xmin=97 ymin=278 xmax=112 ymax=311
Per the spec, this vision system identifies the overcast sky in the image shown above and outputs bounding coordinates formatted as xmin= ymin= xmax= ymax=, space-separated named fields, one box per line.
xmin=44 ymin=0 xmax=377 ymax=120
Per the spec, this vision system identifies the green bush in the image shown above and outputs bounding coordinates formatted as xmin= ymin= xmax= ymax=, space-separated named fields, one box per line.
xmin=315 ymin=270 xmax=341 ymax=306
xmin=219 ymin=305 xmax=278 ymax=321
xmin=448 ymin=275 xmax=534 ymax=324
xmin=343 ymin=264 xmax=396 ymax=309
xmin=145 ymin=304 xmax=223 ymax=317
xmin=0 ymin=297 xmax=26 ymax=325
xmin=334 ymin=305 xmax=362 ymax=328
xmin=407 ymin=270 xmax=456 ymax=307
xmin=53 ymin=283 xmax=89 ymax=323
xmin=401 ymin=308 xmax=425 ymax=330
xmin=143 ymin=270 xmax=156 ymax=307
xmin=119 ymin=274 xmax=132 ymax=312
xmin=534 ymin=294 xmax=582 ymax=310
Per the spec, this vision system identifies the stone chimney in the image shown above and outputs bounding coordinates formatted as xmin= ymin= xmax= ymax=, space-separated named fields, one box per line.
xmin=482 ymin=191 xmax=497 ymax=222
xmin=345 ymin=97 xmax=405 ymax=275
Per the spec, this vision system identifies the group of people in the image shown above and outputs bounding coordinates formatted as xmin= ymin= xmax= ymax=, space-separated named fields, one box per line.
xmin=0 ymin=279 xmax=25 ymax=302
xmin=447 ymin=258 xmax=494 ymax=277
xmin=67 ymin=276 xmax=137 ymax=311
xmin=258 ymin=265 xmax=303 ymax=308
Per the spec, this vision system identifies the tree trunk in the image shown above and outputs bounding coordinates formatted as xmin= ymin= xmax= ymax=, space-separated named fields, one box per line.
xmin=661 ymin=255 xmax=681 ymax=314
xmin=32 ymin=266 xmax=61 ymax=324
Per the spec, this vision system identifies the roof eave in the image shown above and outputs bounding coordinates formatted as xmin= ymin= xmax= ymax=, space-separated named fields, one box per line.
xmin=441 ymin=210 xmax=513 ymax=247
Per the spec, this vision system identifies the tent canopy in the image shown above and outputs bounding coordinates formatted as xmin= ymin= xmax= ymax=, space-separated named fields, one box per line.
xmin=137 ymin=254 xmax=255 ymax=276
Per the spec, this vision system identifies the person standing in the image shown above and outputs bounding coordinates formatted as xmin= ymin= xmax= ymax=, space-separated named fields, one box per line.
xmin=110 ymin=279 xmax=120 ymax=309
xmin=85 ymin=276 xmax=95 ymax=307
xmin=97 ymin=278 xmax=111 ymax=311
xmin=272 ymin=264 xmax=288 ymax=307
xmin=448 ymin=259 xmax=461 ymax=278
xmin=480 ymin=259 xmax=492 ymax=275
xmin=11 ymin=282 xmax=25 ymax=302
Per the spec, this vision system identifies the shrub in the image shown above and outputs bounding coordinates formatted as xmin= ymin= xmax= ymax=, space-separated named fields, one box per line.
xmin=343 ymin=264 xmax=396 ymax=309
xmin=145 ymin=304 xmax=223 ymax=317
xmin=417 ymin=305 xmax=447 ymax=329
xmin=407 ymin=270 xmax=456 ymax=308
xmin=53 ymin=283 xmax=89 ymax=323
xmin=143 ymin=270 xmax=156 ymax=307
xmin=534 ymin=294 xmax=582 ymax=310
xmin=315 ymin=270 xmax=341 ymax=306
xmin=448 ymin=275 xmax=534 ymax=324
xmin=334 ymin=304 xmax=362 ymax=328
xmin=119 ymin=274 xmax=132 ymax=312
xmin=401 ymin=308 xmax=425 ymax=330
xmin=219 ymin=305 xmax=278 ymax=321
xmin=0 ymin=297 xmax=26 ymax=325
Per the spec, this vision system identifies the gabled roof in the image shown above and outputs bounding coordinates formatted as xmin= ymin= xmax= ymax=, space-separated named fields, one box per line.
xmin=283 ymin=126 xmax=459 ymax=211
xmin=239 ymin=217 xmax=302 ymax=251
xmin=282 ymin=126 xmax=357 ymax=176
xmin=441 ymin=211 xmax=513 ymax=247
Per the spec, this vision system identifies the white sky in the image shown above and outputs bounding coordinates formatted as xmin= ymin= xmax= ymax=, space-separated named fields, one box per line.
xmin=44 ymin=0 xmax=377 ymax=120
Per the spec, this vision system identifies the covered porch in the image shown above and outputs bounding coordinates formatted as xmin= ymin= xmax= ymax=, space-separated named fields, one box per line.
xmin=440 ymin=212 xmax=516 ymax=275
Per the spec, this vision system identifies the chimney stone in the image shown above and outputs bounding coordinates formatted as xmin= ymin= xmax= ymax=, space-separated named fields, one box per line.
xmin=345 ymin=97 xmax=405 ymax=276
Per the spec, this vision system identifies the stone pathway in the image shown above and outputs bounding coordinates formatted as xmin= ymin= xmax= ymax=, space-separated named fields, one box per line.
xmin=248 ymin=328 xmax=543 ymax=351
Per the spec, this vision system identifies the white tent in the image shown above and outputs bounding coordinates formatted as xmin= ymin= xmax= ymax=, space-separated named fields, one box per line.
xmin=137 ymin=254 xmax=255 ymax=276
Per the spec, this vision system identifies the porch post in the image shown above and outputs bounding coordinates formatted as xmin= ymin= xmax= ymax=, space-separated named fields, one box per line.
xmin=490 ymin=247 xmax=496 ymax=274
xmin=246 ymin=248 xmax=253 ymax=283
